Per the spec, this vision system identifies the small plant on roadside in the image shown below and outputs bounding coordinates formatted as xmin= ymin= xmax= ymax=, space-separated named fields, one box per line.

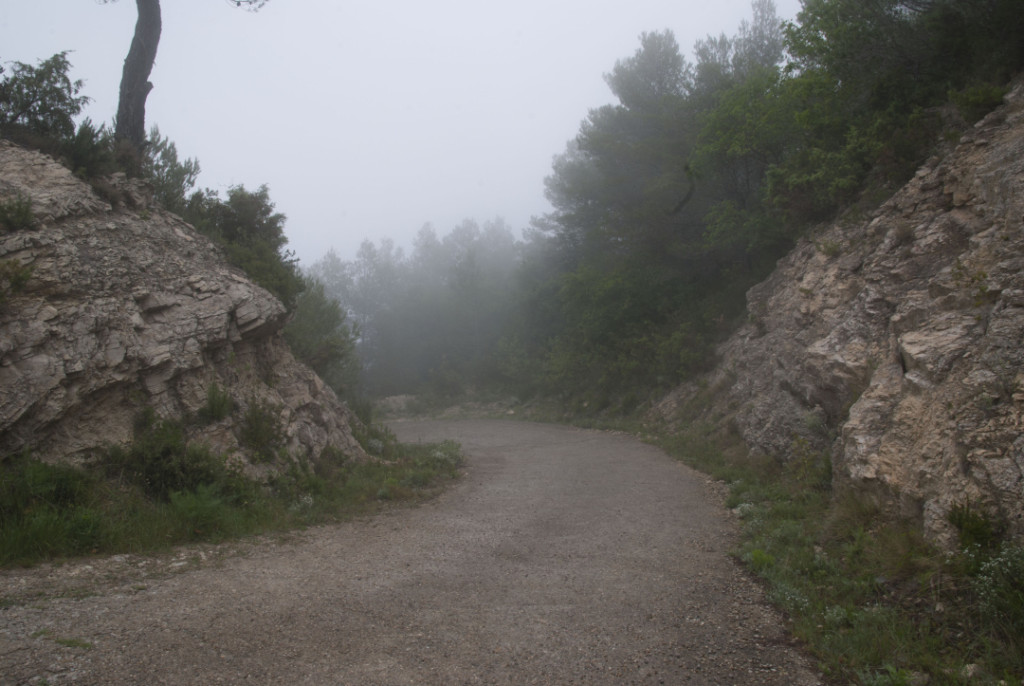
xmin=168 ymin=483 xmax=244 ymax=541
xmin=352 ymin=420 xmax=398 ymax=460
xmin=653 ymin=416 xmax=1024 ymax=684
xmin=2 ymin=400 xmax=463 ymax=568
xmin=856 ymin=664 xmax=913 ymax=686
xmin=53 ymin=637 xmax=94 ymax=650
xmin=104 ymin=409 xmax=236 ymax=501
xmin=973 ymin=545 xmax=1024 ymax=656
xmin=0 ymin=452 xmax=108 ymax=564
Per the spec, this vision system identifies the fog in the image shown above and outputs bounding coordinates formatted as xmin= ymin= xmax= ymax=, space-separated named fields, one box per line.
xmin=2 ymin=0 xmax=801 ymax=265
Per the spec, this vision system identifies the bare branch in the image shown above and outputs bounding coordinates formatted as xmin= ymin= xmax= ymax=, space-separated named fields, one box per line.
xmin=225 ymin=0 xmax=269 ymax=10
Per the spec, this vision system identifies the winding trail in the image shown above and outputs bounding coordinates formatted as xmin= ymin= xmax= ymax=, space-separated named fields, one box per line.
xmin=1 ymin=420 xmax=822 ymax=685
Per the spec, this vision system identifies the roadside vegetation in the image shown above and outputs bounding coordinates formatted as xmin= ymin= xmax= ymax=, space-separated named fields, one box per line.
xmin=0 ymin=411 xmax=462 ymax=568
xmin=654 ymin=422 xmax=1024 ymax=685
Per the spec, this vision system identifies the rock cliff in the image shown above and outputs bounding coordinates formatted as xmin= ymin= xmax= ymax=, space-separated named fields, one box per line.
xmin=0 ymin=140 xmax=367 ymax=470
xmin=653 ymin=80 xmax=1024 ymax=547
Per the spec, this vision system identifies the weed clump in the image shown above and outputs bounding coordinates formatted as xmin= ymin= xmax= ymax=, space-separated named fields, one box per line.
xmin=973 ymin=545 xmax=1024 ymax=654
xmin=0 ymin=193 xmax=35 ymax=232
xmin=196 ymin=383 xmax=233 ymax=424
xmin=948 ymin=500 xmax=1002 ymax=551
xmin=0 ymin=453 xmax=108 ymax=564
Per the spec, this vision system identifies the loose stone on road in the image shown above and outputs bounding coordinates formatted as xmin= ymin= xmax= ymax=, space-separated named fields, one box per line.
xmin=0 ymin=419 xmax=822 ymax=685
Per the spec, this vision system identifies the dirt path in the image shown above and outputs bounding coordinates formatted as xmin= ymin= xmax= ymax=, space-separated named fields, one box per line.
xmin=1 ymin=420 xmax=822 ymax=685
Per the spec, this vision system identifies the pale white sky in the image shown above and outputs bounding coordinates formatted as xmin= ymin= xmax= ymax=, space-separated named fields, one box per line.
xmin=2 ymin=0 xmax=802 ymax=265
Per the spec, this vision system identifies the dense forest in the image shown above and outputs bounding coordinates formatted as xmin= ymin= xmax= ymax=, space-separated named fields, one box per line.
xmin=302 ymin=0 xmax=1023 ymax=412
xmin=3 ymin=0 xmax=1023 ymax=415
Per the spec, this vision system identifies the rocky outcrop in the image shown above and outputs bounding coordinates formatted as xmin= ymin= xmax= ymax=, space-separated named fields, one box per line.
xmin=0 ymin=140 xmax=367 ymax=470
xmin=653 ymin=79 xmax=1024 ymax=547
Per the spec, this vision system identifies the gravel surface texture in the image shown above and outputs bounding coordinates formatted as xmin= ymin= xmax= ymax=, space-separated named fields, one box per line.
xmin=0 ymin=419 xmax=823 ymax=685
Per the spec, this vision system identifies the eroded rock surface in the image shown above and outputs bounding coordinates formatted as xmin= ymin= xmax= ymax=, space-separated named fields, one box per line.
xmin=0 ymin=140 xmax=366 ymax=469
xmin=653 ymin=80 xmax=1024 ymax=547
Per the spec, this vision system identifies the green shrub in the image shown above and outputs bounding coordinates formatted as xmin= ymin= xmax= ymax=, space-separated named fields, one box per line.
xmin=351 ymin=421 xmax=397 ymax=460
xmin=0 ymin=259 xmax=34 ymax=307
xmin=105 ymin=410 xmax=232 ymax=500
xmin=0 ymin=194 xmax=35 ymax=232
xmin=311 ymin=445 xmax=350 ymax=483
xmin=239 ymin=398 xmax=284 ymax=463
xmin=974 ymin=545 xmax=1024 ymax=650
xmin=0 ymin=454 xmax=90 ymax=517
xmin=0 ymin=52 xmax=89 ymax=140
xmin=949 ymin=500 xmax=1001 ymax=551
xmin=197 ymin=383 xmax=233 ymax=424
xmin=169 ymin=484 xmax=238 ymax=540
xmin=144 ymin=125 xmax=200 ymax=214
xmin=62 ymin=118 xmax=117 ymax=179
xmin=0 ymin=454 xmax=109 ymax=564
xmin=950 ymin=84 xmax=1009 ymax=124
xmin=2 ymin=416 xmax=462 ymax=568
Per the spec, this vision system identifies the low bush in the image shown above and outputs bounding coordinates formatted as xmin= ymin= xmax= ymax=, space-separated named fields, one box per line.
xmin=0 ymin=193 xmax=35 ymax=232
xmin=62 ymin=118 xmax=117 ymax=179
xmin=1 ymin=413 xmax=463 ymax=568
xmin=948 ymin=500 xmax=1002 ymax=552
xmin=197 ymin=383 xmax=233 ymax=424
xmin=238 ymin=399 xmax=284 ymax=463
xmin=0 ymin=453 xmax=109 ymax=565
xmin=655 ymin=422 xmax=1024 ymax=684
xmin=104 ymin=410 xmax=237 ymax=501
xmin=973 ymin=545 xmax=1024 ymax=658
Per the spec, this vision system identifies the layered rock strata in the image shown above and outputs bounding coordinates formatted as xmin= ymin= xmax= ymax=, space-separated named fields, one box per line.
xmin=0 ymin=140 xmax=366 ymax=470
xmin=653 ymin=80 xmax=1024 ymax=546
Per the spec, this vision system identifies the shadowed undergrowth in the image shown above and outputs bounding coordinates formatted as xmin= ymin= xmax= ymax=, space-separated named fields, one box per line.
xmin=0 ymin=414 xmax=462 ymax=568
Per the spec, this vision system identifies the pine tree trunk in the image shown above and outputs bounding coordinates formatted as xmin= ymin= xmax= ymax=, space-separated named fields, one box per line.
xmin=115 ymin=0 xmax=162 ymax=147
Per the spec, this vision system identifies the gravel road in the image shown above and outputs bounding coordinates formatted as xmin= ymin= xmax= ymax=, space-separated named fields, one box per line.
xmin=1 ymin=419 xmax=823 ymax=685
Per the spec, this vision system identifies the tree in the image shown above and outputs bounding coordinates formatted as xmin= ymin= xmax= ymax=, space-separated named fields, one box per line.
xmin=103 ymin=0 xmax=269 ymax=148
xmin=144 ymin=125 xmax=200 ymax=213
xmin=604 ymin=30 xmax=691 ymax=111
xmin=183 ymin=184 xmax=303 ymax=308
xmin=284 ymin=278 xmax=359 ymax=395
xmin=114 ymin=0 xmax=160 ymax=147
xmin=0 ymin=52 xmax=90 ymax=139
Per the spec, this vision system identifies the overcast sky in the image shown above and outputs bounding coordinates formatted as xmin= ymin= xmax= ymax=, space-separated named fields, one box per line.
xmin=2 ymin=0 xmax=802 ymax=266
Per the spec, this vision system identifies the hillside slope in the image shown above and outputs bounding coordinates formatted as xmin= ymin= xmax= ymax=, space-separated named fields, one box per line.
xmin=0 ymin=141 xmax=366 ymax=470
xmin=653 ymin=79 xmax=1024 ymax=547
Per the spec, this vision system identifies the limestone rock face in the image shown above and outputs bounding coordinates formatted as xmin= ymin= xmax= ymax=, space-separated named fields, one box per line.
xmin=653 ymin=80 xmax=1024 ymax=547
xmin=0 ymin=141 xmax=367 ymax=469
